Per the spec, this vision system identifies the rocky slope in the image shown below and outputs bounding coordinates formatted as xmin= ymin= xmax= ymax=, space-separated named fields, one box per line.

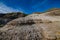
xmin=0 ymin=8 xmax=60 ymax=40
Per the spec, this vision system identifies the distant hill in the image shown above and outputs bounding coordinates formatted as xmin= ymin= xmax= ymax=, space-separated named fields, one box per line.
xmin=0 ymin=12 xmax=28 ymax=18
xmin=0 ymin=12 xmax=28 ymax=27
xmin=44 ymin=8 xmax=60 ymax=16
xmin=46 ymin=8 xmax=60 ymax=12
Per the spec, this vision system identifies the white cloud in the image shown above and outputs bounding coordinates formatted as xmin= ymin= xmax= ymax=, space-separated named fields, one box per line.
xmin=0 ymin=3 xmax=23 ymax=13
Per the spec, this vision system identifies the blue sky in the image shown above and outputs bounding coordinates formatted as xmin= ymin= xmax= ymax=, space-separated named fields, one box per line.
xmin=0 ymin=0 xmax=60 ymax=14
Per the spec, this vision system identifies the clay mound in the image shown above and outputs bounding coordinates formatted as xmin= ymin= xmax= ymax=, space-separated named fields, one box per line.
xmin=44 ymin=8 xmax=60 ymax=16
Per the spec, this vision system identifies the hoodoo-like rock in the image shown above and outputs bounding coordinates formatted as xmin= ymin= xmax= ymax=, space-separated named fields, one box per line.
xmin=0 ymin=8 xmax=60 ymax=40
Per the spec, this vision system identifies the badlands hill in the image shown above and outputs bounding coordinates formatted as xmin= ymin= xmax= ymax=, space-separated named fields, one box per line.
xmin=0 ymin=8 xmax=60 ymax=40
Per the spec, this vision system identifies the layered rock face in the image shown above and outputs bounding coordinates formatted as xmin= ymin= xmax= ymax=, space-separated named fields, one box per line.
xmin=0 ymin=9 xmax=60 ymax=40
